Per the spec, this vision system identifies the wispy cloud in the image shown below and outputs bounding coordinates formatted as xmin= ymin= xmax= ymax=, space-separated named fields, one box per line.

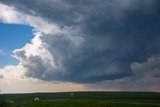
xmin=0 ymin=49 xmax=5 ymax=56
xmin=0 ymin=3 xmax=26 ymax=24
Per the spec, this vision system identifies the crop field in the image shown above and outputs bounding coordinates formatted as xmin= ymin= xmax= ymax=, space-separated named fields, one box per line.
xmin=0 ymin=92 xmax=160 ymax=107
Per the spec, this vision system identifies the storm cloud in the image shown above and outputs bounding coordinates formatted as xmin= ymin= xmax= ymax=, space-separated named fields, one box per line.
xmin=1 ymin=0 xmax=160 ymax=84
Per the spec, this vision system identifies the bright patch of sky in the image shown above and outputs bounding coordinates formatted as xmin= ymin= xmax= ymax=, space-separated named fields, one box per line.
xmin=0 ymin=22 xmax=33 ymax=68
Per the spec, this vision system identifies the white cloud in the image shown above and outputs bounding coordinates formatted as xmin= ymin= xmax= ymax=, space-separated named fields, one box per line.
xmin=26 ymin=15 xmax=61 ymax=34
xmin=0 ymin=3 xmax=26 ymax=24
xmin=0 ymin=65 xmax=91 ymax=93
xmin=0 ymin=3 xmax=62 ymax=34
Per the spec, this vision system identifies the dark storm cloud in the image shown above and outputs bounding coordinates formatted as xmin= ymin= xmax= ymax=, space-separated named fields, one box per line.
xmin=1 ymin=0 xmax=160 ymax=83
xmin=88 ymin=56 xmax=160 ymax=91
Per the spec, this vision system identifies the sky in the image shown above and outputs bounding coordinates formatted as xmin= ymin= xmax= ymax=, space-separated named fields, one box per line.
xmin=0 ymin=23 xmax=33 ymax=67
xmin=0 ymin=0 xmax=160 ymax=93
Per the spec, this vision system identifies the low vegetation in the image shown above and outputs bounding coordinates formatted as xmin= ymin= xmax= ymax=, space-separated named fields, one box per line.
xmin=0 ymin=92 xmax=160 ymax=107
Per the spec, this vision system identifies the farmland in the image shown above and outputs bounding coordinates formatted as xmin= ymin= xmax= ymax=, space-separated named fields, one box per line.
xmin=0 ymin=92 xmax=160 ymax=107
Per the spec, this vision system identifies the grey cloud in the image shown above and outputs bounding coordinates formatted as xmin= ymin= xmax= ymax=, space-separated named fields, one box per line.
xmin=0 ymin=75 xmax=3 ymax=79
xmin=131 ymin=56 xmax=160 ymax=79
xmin=2 ymin=0 xmax=160 ymax=84
xmin=1 ymin=0 xmax=158 ymax=26
xmin=89 ymin=56 xmax=160 ymax=91
xmin=40 ymin=34 xmax=133 ymax=83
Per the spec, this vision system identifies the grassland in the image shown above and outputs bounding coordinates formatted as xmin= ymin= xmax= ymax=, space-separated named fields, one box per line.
xmin=0 ymin=92 xmax=160 ymax=107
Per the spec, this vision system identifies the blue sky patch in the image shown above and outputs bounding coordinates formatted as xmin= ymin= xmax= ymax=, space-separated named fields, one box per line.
xmin=0 ymin=23 xmax=33 ymax=68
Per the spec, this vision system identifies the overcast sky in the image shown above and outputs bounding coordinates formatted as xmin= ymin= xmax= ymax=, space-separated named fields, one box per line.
xmin=0 ymin=0 xmax=160 ymax=93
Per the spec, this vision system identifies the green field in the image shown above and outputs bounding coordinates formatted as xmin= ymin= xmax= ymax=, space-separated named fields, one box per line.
xmin=0 ymin=92 xmax=160 ymax=107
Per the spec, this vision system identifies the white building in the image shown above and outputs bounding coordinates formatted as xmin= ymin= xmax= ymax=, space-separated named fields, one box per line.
xmin=33 ymin=97 xmax=40 ymax=102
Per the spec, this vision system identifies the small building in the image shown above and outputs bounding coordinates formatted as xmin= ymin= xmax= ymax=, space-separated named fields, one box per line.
xmin=70 ymin=93 xmax=75 ymax=96
xmin=33 ymin=97 xmax=40 ymax=102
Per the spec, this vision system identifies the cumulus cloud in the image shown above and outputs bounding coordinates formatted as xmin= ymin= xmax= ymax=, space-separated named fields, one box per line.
xmin=0 ymin=65 xmax=90 ymax=93
xmin=0 ymin=0 xmax=160 ymax=91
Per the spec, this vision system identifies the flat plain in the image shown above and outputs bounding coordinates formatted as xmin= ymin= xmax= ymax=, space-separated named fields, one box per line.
xmin=0 ymin=92 xmax=160 ymax=107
